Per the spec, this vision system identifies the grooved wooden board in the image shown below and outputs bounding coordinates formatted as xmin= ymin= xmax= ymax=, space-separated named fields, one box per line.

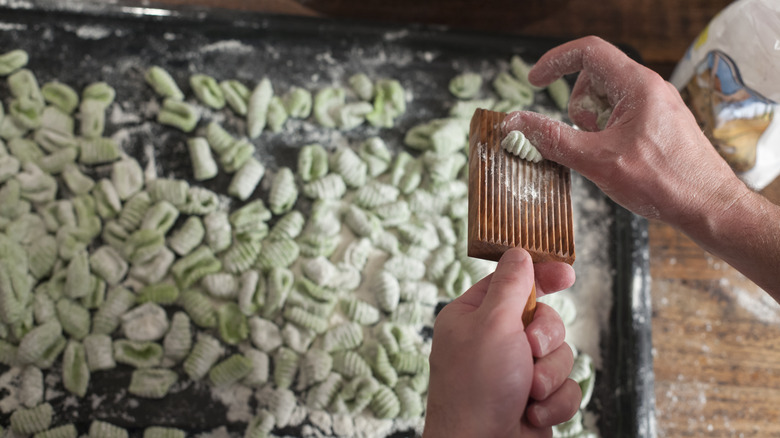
xmin=467 ymin=109 xmax=574 ymax=264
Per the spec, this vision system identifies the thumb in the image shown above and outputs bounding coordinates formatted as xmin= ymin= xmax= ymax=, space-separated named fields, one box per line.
xmin=479 ymin=247 xmax=535 ymax=323
xmin=502 ymin=110 xmax=597 ymax=171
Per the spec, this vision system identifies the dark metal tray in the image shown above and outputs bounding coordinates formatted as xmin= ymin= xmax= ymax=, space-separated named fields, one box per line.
xmin=0 ymin=2 xmax=654 ymax=436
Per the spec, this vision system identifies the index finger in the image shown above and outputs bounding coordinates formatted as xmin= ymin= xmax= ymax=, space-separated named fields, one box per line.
xmin=528 ymin=36 xmax=639 ymax=102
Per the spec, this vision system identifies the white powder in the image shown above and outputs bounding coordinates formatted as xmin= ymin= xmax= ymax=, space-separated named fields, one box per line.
xmin=562 ymin=174 xmax=614 ymax=367
xmin=383 ymin=29 xmax=410 ymax=41
xmin=210 ymin=383 xmax=254 ymax=423
xmin=0 ymin=0 xmax=33 ymax=10
xmin=195 ymin=426 xmax=232 ymax=438
xmin=719 ymin=277 xmax=780 ymax=324
xmin=0 ymin=22 xmax=26 ymax=30
xmin=0 ymin=367 xmax=21 ymax=414
xmin=110 ymin=104 xmax=144 ymax=125
xmin=74 ymin=24 xmax=112 ymax=40
xmin=200 ymin=40 xmax=253 ymax=54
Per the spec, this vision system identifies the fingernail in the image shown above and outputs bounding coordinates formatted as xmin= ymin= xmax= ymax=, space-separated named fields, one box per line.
xmin=537 ymin=372 xmax=552 ymax=397
xmin=501 ymin=247 xmax=529 ymax=264
xmin=532 ymin=405 xmax=549 ymax=425
xmin=532 ymin=328 xmax=552 ymax=355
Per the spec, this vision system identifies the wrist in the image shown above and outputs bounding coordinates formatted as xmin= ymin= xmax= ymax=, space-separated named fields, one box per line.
xmin=668 ymin=167 xmax=751 ymax=238
xmin=677 ymin=174 xmax=767 ymax=253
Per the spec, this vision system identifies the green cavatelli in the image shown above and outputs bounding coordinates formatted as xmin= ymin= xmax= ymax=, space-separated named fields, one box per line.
xmin=0 ymin=49 xmax=28 ymax=76
xmin=93 ymin=179 xmax=122 ymax=219
xmin=128 ymin=368 xmax=178 ymax=399
xmin=79 ymin=99 xmax=106 ymax=138
xmin=187 ymin=137 xmax=218 ymax=181
xmin=78 ymin=137 xmax=121 ymax=165
xmin=157 ymin=98 xmax=199 ymax=132
xmin=168 ymin=216 xmax=205 ymax=257
xmin=83 ymin=334 xmax=116 ymax=371
xmin=183 ymin=333 xmax=223 ymax=380
xmin=178 ymin=288 xmax=217 ymax=329
xmin=297 ymin=143 xmax=329 ymax=182
xmin=61 ymin=163 xmax=95 ymax=195
xmin=56 ymin=298 xmax=90 ymax=340
xmin=145 ymin=66 xmax=184 ymax=100
xmin=88 ymin=420 xmax=128 ymax=438
xmin=228 ymin=157 xmax=265 ymax=201
xmin=216 ymin=302 xmax=248 ymax=345
xmin=349 ymin=73 xmax=374 ymax=101
xmin=123 ymin=229 xmax=165 ymax=264
xmin=493 ymin=71 xmax=534 ymax=106
xmin=89 ymin=246 xmax=128 ymax=286
xmin=163 ymin=311 xmax=191 ymax=363
xmin=246 ymin=77 xmax=273 ymax=138
xmin=33 ymin=424 xmax=78 ymax=438
xmin=170 ymin=245 xmax=222 ymax=289
xmin=147 ymin=178 xmax=188 ymax=206
xmin=266 ymin=96 xmax=288 ymax=132
xmin=113 ymin=339 xmax=163 ymax=368
xmin=366 ymin=79 xmax=406 ymax=128
xmin=548 ymin=77 xmax=571 ymax=111
xmin=283 ymin=86 xmax=312 ymax=118
xmin=92 ymin=286 xmax=135 ymax=336
xmin=219 ymin=138 xmax=254 ymax=173
xmin=82 ymin=82 xmax=116 ymax=108
xmin=313 ymin=86 xmax=345 ymax=128
xmin=141 ymin=200 xmax=179 ymax=234
xmin=62 ymin=340 xmax=90 ymax=397
xmin=448 ymin=72 xmax=482 ymax=99
xmin=112 ymin=158 xmax=144 ymax=200
xmin=220 ymin=79 xmax=250 ymax=115
xmin=36 ymin=147 xmax=77 ymax=174
xmin=8 ymin=69 xmax=44 ymax=107
xmin=10 ymin=402 xmax=53 ymax=434
xmin=9 ymin=97 xmax=42 ymax=130
xmin=143 ymin=427 xmax=186 ymax=438
xmin=42 ymin=81 xmax=79 ymax=114
xmin=190 ymin=74 xmax=225 ymax=109
xmin=268 ymin=166 xmax=297 ymax=214
xmin=209 ymin=353 xmax=253 ymax=386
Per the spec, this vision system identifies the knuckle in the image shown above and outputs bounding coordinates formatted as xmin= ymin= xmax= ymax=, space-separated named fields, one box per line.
xmin=582 ymin=35 xmax=605 ymax=46
xmin=534 ymin=119 xmax=562 ymax=157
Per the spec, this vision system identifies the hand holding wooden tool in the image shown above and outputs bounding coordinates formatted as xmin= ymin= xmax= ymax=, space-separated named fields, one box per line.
xmin=467 ymin=108 xmax=575 ymax=326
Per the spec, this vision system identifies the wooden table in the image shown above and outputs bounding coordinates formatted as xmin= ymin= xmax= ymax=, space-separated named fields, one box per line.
xmin=147 ymin=1 xmax=780 ymax=435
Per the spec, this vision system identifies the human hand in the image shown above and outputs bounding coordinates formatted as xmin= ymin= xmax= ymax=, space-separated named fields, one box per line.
xmin=503 ymin=36 xmax=750 ymax=229
xmin=423 ymin=248 xmax=581 ymax=438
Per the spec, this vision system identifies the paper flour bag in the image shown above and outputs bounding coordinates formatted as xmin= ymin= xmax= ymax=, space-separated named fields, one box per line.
xmin=670 ymin=0 xmax=780 ymax=190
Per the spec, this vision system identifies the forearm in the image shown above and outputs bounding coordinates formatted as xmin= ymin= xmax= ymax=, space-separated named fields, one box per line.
xmin=677 ymin=178 xmax=780 ymax=299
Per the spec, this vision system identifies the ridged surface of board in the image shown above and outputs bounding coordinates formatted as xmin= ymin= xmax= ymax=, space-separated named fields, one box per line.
xmin=467 ymin=108 xmax=575 ymax=264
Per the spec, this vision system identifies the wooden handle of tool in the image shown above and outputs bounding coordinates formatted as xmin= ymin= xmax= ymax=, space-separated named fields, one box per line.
xmin=522 ymin=283 xmax=537 ymax=328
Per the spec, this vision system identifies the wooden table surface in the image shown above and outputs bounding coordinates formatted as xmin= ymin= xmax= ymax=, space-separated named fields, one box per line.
xmin=146 ymin=1 xmax=780 ymax=435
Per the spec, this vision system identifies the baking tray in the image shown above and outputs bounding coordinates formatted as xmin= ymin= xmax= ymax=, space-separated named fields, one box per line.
xmin=0 ymin=2 xmax=655 ymax=436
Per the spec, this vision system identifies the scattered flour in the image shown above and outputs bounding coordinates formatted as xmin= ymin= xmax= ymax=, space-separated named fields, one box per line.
xmin=551 ymin=173 xmax=614 ymax=367
xmin=0 ymin=22 xmax=26 ymax=30
xmin=75 ymin=24 xmax=112 ymax=40
xmin=210 ymin=384 xmax=254 ymax=423
xmin=0 ymin=368 xmax=21 ymax=414
xmin=0 ymin=0 xmax=33 ymax=9
xmin=382 ymin=29 xmax=410 ymax=42
xmin=195 ymin=426 xmax=232 ymax=438
xmin=200 ymin=40 xmax=253 ymax=54
xmin=720 ymin=277 xmax=780 ymax=325
xmin=117 ymin=6 xmax=173 ymax=18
